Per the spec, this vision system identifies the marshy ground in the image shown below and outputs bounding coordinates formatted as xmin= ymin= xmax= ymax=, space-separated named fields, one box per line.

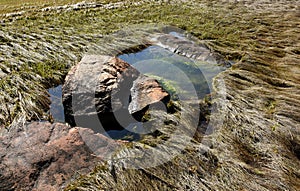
xmin=0 ymin=0 xmax=299 ymax=190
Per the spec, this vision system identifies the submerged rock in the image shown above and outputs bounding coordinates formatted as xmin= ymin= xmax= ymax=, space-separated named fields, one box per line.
xmin=62 ymin=55 xmax=169 ymax=131
xmin=152 ymin=33 xmax=232 ymax=67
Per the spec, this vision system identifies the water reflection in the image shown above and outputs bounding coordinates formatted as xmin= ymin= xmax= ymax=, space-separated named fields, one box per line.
xmin=48 ymin=85 xmax=65 ymax=122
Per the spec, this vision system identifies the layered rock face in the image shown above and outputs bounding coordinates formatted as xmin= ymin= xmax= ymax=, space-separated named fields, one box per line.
xmin=62 ymin=55 xmax=169 ymax=132
xmin=0 ymin=122 xmax=119 ymax=191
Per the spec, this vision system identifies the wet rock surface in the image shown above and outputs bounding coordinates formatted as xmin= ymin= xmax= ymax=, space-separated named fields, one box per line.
xmin=128 ymin=75 xmax=170 ymax=114
xmin=62 ymin=55 xmax=170 ymax=131
xmin=0 ymin=122 xmax=119 ymax=191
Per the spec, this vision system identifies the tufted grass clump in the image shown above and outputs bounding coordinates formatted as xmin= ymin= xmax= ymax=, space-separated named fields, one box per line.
xmin=0 ymin=67 xmax=50 ymax=125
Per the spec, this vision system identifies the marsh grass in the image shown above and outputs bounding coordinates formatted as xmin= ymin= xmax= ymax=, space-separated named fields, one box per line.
xmin=0 ymin=1 xmax=238 ymax=125
xmin=0 ymin=0 xmax=123 ymax=15
xmin=0 ymin=0 xmax=299 ymax=190
xmin=0 ymin=0 xmax=298 ymax=132
xmin=0 ymin=66 xmax=49 ymax=125
xmin=62 ymin=1 xmax=299 ymax=190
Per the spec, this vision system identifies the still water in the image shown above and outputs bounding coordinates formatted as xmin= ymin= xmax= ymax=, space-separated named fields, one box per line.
xmin=48 ymin=85 xmax=65 ymax=122
xmin=119 ymin=45 xmax=222 ymax=100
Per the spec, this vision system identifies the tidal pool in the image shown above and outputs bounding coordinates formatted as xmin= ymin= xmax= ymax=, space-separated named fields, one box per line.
xmin=48 ymin=38 xmax=225 ymax=141
xmin=113 ymin=44 xmax=225 ymax=141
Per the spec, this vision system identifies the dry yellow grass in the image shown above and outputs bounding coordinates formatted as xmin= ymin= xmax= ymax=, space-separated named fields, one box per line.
xmin=0 ymin=0 xmax=124 ymax=15
xmin=0 ymin=0 xmax=84 ymax=14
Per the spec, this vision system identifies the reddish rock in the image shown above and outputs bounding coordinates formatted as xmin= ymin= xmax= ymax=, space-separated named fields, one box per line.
xmin=0 ymin=122 xmax=120 ymax=191
xmin=129 ymin=75 xmax=169 ymax=114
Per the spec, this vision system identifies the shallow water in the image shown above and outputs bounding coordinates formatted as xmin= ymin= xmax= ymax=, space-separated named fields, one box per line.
xmin=48 ymin=85 xmax=65 ymax=122
xmin=114 ymin=44 xmax=225 ymax=141
xmin=119 ymin=45 xmax=222 ymax=100
xmin=105 ymin=122 xmax=142 ymax=141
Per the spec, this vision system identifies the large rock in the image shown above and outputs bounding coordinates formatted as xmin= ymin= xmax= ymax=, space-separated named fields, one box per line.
xmin=0 ymin=122 xmax=119 ymax=191
xmin=62 ymin=55 xmax=169 ymax=132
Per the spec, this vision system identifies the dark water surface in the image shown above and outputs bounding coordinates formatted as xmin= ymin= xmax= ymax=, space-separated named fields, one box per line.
xmin=48 ymin=85 xmax=65 ymax=122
